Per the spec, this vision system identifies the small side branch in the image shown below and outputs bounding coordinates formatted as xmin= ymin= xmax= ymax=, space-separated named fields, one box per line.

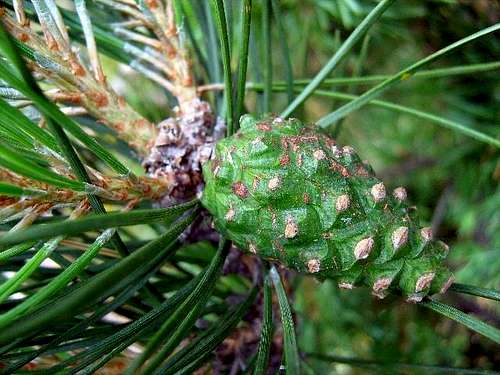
xmin=1 ymin=9 xmax=158 ymax=155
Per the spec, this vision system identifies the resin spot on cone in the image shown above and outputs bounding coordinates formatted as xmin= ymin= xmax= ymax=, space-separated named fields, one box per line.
xmin=268 ymin=176 xmax=281 ymax=191
xmin=307 ymin=259 xmax=321 ymax=273
xmin=338 ymin=282 xmax=354 ymax=289
xmin=284 ymin=217 xmax=298 ymax=239
xmin=420 ymin=227 xmax=433 ymax=243
xmin=372 ymin=277 xmax=392 ymax=299
xmin=415 ymin=272 xmax=435 ymax=292
xmin=354 ymin=237 xmax=374 ymax=259
xmin=440 ymin=275 xmax=455 ymax=294
xmin=232 ymin=182 xmax=249 ymax=198
xmin=335 ymin=194 xmax=351 ymax=212
xmin=393 ymin=187 xmax=407 ymax=201
xmin=225 ymin=206 xmax=235 ymax=221
xmin=392 ymin=226 xmax=409 ymax=250
xmin=371 ymin=183 xmax=386 ymax=202
xmin=248 ymin=242 xmax=257 ymax=254
xmin=406 ymin=294 xmax=424 ymax=303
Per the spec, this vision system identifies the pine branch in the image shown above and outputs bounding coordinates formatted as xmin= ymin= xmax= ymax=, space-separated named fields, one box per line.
xmin=1 ymin=8 xmax=158 ymax=155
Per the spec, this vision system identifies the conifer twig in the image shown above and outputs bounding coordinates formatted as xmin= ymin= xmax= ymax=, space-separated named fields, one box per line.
xmin=1 ymin=8 xmax=157 ymax=155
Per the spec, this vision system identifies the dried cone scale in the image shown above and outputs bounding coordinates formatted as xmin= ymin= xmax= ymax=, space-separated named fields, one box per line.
xmin=201 ymin=116 xmax=453 ymax=302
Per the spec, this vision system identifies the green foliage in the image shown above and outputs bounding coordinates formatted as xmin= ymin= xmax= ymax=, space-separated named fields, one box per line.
xmin=253 ymin=272 xmax=273 ymax=374
xmin=271 ymin=266 xmax=301 ymax=375
xmin=0 ymin=200 xmax=198 ymax=246
xmin=0 ymin=0 xmax=498 ymax=373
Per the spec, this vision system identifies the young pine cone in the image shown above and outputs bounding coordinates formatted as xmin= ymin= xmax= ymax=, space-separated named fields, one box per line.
xmin=201 ymin=116 xmax=454 ymax=302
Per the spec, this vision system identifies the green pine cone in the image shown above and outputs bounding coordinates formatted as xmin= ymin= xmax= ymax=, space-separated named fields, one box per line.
xmin=201 ymin=115 xmax=454 ymax=302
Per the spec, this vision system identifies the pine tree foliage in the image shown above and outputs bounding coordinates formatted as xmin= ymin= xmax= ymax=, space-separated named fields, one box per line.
xmin=0 ymin=0 xmax=498 ymax=373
